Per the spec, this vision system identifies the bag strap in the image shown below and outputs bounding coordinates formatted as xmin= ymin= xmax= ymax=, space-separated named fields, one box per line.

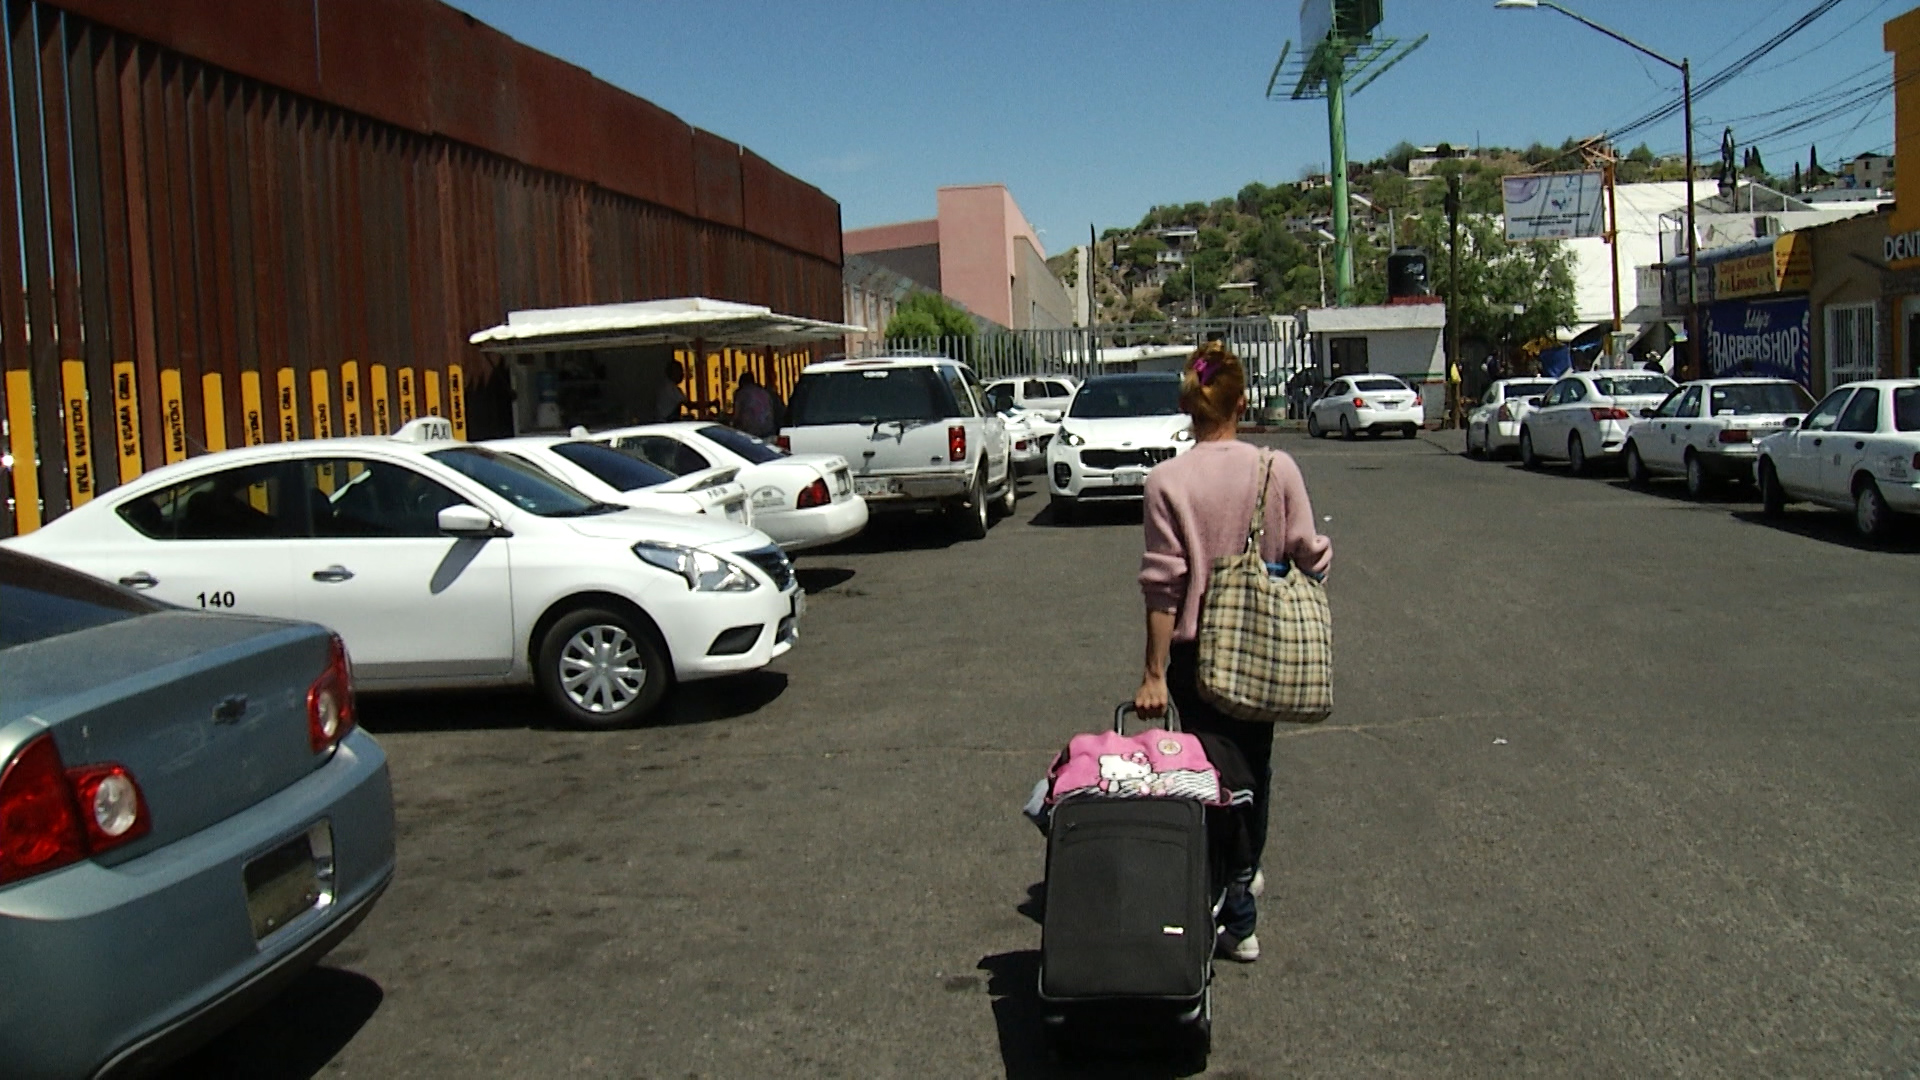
xmin=1243 ymin=452 xmax=1275 ymax=555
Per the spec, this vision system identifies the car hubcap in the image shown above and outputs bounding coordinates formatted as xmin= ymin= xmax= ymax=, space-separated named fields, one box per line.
xmin=1859 ymin=490 xmax=1879 ymax=533
xmin=560 ymin=624 xmax=645 ymax=713
xmin=1688 ymin=459 xmax=1702 ymax=491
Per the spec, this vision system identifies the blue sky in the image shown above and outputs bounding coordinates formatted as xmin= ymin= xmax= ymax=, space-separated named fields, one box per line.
xmin=447 ymin=0 xmax=1903 ymax=252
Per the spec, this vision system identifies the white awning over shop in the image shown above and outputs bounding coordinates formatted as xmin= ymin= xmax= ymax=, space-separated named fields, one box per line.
xmin=469 ymin=297 xmax=864 ymax=355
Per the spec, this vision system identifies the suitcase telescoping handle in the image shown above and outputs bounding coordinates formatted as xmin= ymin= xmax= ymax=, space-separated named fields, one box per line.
xmin=1114 ymin=701 xmax=1181 ymax=734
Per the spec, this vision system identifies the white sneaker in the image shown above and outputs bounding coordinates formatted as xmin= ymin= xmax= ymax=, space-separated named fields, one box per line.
xmin=1249 ymin=869 xmax=1265 ymax=898
xmin=1220 ymin=932 xmax=1260 ymax=963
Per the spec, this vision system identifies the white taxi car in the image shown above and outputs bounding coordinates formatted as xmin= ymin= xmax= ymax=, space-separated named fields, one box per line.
xmin=483 ymin=435 xmax=754 ymax=523
xmin=2 ymin=419 xmax=803 ymax=729
xmin=1465 ymin=378 xmax=1555 ymax=458
xmin=586 ymin=422 xmax=867 ymax=550
xmin=1519 ymin=370 xmax=1677 ymax=474
xmin=1622 ymin=378 xmax=1814 ymax=498
xmin=1307 ymin=374 xmax=1423 ymax=440
xmin=1046 ymin=373 xmax=1192 ymax=523
xmin=1756 ymin=379 xmax=1920 ymax=540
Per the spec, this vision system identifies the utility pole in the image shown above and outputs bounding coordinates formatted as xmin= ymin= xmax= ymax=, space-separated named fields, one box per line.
xmin=1446 ymin=171 xmax=1463 ymax=426
xmin=1327 ymin=62 xmax=1352 ymax=305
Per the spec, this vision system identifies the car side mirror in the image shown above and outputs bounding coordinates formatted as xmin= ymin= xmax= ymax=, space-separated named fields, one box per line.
xmin=439 ymin=504 xmax=509 ymax=538
xmin=1782 ymin=415 xmax=1801 ymax=430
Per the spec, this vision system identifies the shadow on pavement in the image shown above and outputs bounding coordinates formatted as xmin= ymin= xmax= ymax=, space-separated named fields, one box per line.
xmin=979 ymin=951 xmax=1203 ymax=1080
xmin=1730 ymin=508 xmax=1920 ymax=552
xmin=359 ymin=671 xmax=790 ymax=734
xmin=1604 ymin=478 xmax=1756 ymax=506
xmin=1031 ymin=502 xmax=1144 ymax=530
xmin=804 ymin=513 xmax=963 ymax=554
xmin=157 ymin=966 xmax=383 ymax=1079
xmin=793 ymin=565 xmax=855 ymax=592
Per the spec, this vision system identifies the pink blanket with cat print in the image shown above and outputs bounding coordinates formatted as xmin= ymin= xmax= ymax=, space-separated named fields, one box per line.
xmin=1046 ymin=728 xmax=1225 ymax=806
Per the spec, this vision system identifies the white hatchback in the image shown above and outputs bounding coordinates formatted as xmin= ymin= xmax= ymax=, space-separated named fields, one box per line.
xmin=1756 ymin=379 xmax=1920 ymax=540
xmin=1307 ymin=375 xmax=1423 ymax=440
xmin=2 ymin=419 xmax=804 ymax=729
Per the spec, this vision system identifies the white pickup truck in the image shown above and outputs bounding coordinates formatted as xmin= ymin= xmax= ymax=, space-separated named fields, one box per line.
xmin=780 ymin=357 xmax=1014 ymax=539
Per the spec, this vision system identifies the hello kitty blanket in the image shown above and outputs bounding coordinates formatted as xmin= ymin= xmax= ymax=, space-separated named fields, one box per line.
xmin=1045 ymin=728 xmax=1239 ymax=807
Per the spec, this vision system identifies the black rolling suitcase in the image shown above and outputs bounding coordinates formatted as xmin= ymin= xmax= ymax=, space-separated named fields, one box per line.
xmin=1037 ymin=705 xmax=1218 ymax=1062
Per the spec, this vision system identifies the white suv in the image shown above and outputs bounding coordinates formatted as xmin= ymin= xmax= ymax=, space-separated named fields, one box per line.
xmin=780 ymin=357 xmax=1014 ymax=539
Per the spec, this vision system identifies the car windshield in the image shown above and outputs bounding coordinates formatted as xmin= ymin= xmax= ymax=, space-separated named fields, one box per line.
xmin=1504 ymin=381 xmax=1553 ymax=399
xmin=1710 ymin=382 xmax=1816 ymax=416
xmin=982 ymin=384 xmax=1016 ymax=413
xmin=1591 ymin=375 xmax=1675 ymax=397
xmin=698 ymin=424 xmax=785 ymax=464
xmin=788 ymin=367 xmax=952 ymax=425
xmin=550 ymin=442 xmax=676 ymax=493
xmin=428 ymin=446 xmax=618 ymax=517
xmin=0 ymin=550 xmax=159 ymax=649
xmin=1354 ymin=378 xmax=1408 ymax=392
xmin=1896 ymin=386 xmax=1920 ymax=432
xmin=1068 ymin=378 xmax=1182 ymax=418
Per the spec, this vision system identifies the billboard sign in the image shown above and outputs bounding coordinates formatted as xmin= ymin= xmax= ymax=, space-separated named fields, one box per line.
xmin=1301 ymin=0 xmax=1334 ymax=49
xmin=1706 ymin=295 xmax=1811 ymax=386
xmin=1502 ymin=171 xmax=1606 ymax=241
xmin=1300 ymin=0 xmax=1382 ymax=48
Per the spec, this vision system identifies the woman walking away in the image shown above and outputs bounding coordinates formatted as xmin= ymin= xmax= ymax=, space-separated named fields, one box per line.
xmin=1135 ymin=340 xmax=1332 ymax=963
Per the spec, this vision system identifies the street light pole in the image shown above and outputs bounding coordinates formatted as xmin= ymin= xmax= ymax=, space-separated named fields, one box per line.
xmin=1495 ymin=0 xmax=1698 ymax=378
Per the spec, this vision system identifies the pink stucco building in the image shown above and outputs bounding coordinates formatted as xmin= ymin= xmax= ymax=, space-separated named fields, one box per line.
xmin=845 ymin=184 xmax=1076 ymax=331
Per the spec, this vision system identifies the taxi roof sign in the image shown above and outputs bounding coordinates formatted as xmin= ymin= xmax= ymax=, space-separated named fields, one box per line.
xmin=394 ymin=417 xmax=455 ymax=443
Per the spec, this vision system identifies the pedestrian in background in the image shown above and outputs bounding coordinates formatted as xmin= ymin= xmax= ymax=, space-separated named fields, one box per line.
xmin=655 ymin=360 xmax=687 ymax=422
xmin=731 ymin=371 xmax=780 ymax=438
xmin=1134 ymin=339 xmax=1333 ymax=963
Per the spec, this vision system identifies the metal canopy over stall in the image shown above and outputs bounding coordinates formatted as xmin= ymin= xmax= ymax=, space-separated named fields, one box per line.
xmin=469 ymin=298 xmax=863 ymax=434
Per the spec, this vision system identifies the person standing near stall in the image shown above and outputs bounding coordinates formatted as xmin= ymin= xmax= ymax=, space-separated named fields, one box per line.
xmin=1134 ymin=339 xmax=1333 ymax=963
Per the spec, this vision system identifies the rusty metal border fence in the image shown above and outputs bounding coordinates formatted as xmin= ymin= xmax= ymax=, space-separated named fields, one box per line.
xmin=0 ymin=0 xmax=843 ymax=536
xmin=852 ymin=316 xmax=1308 ymax=407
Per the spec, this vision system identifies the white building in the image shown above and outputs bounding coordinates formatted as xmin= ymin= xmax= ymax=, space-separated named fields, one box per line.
xmin=1302 ymin=302 xmax=1449 ymax=422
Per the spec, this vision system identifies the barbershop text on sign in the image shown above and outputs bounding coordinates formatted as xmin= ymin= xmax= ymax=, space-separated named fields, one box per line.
xmin=1706 ymin=296 xmax=1811 ymax=386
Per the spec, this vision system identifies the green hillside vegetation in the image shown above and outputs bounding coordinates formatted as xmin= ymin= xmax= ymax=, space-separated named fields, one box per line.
xmin=1088 ymin=137 xmax=1683 ymax=346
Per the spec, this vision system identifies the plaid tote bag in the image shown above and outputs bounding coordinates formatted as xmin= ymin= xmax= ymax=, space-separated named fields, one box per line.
xmin=1196 ymin=453 xmax=1333 ymax=723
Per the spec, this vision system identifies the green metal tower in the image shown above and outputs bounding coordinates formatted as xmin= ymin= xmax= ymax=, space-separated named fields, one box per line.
xmin=1268 ymin=3 xmax=1426 ymax=306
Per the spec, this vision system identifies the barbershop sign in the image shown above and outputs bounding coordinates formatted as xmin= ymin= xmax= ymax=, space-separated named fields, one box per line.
xmin=1706 ymin=295 xmax=1811 ymax=386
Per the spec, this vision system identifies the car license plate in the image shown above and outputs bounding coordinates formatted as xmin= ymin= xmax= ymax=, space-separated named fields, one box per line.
xmin=853 ymin=477 xmax=892 ymax=497
xmin=244 ymin=823 xmax=328 ymax=940
xmin=1114 ymin=468 xmax=1147 ymax=487
xmin=791 ymin=591 xmax=806 ymax=619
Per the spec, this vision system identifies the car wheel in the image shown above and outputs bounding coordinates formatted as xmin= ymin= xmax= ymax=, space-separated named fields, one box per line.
xmin=1519 ymin=428 xmax=1539 ymax=470
xmin=1684 ymin=451 xmax=1709 ymax=500
xmin=1566 ymin=433 xmax=1588 ymax=476
xmin=995 ymin=470 xmax=1018 ymax=517
xmin=537 ymin=607 xmax=670 ymax=730
xmin=952 ymin=467 xmax=989 ymax=539
xmin=1855 ymin=478 xmax=1892 ymax=540
xmin=1624 ymin=443 xmax=1649 ymax=487
xmin=1402 ymin=424 xmax=1418 ymax=439
xmin=1759 ymin=460 xmax=1787 ymax=518
xmin=1306 ymin=413 xmax=1323 ymax=438
xmin=1339 ymin=415 xmax=1355 ymax=440
xmin=1049 ymin=493 xmax=1076 ymax=525
xmin=1466 ymin=427 xmax=1483 ymax=458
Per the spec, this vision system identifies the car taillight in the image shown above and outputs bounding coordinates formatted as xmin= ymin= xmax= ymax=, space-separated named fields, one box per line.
xmin=1590 ymin=407 xmax=1629 ymax=421
xmin=949 ymin=425 xmax=966 ymax=462
xmin=1352 ymin=397 xmax=1367 ymax=408
xmin=0 ymin=733 xmax=149 ymax=886
xmin=1015 ymin=439 xmax=1029 ymax=450
xmin=775 ymin=434 xmax=791 ymax=453
xmin=1717 ymin=429 xmax=1751 ymax=444
xmin=796 ymin=478 xmax=830 ymax=509
xmin=1912 ymin=451 xmax=1920 ymax=471
xmin=307 ymin=634 xmax=356 ymax=755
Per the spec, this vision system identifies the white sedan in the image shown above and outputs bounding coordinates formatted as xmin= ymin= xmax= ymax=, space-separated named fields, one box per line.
xmin=586 ymin=422 xmax=868 ymax=550
xmin=1519 ymin=370 xmax=1677 ymax=474
xmin=2 ymin=418 xmax=804 ymax=729
xmin=1756 ymin=378 xmax=1920 ymax=540
xmin=1466 ymin=378 xmax=1555 ymax=458
xmin=1622 ymin=378 xmax=1814 ymax=498
xmin=1046 ymin=373 xmax=1192 ymax=522
xmin=483 ymin=435 xmax=753 ymax=524
xmin=1307 ymin=375 xmax=1423 ymax=440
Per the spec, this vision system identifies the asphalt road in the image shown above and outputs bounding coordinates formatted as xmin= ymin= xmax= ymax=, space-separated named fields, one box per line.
xmin=169 ymin=431 xmax=1920 ymax=1079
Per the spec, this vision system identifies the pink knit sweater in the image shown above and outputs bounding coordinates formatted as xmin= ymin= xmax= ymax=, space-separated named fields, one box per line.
xmin=1139 ymin=440 xmax=1333 ymax=642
